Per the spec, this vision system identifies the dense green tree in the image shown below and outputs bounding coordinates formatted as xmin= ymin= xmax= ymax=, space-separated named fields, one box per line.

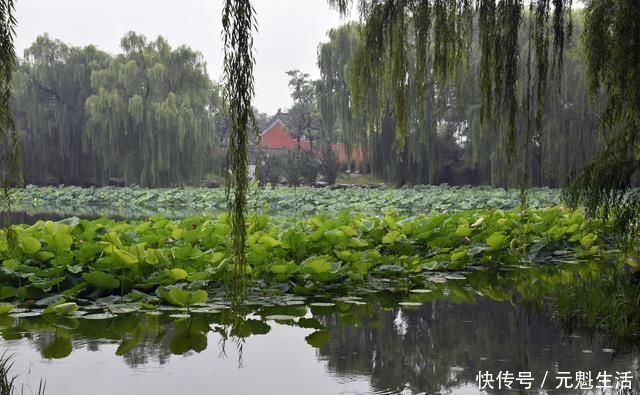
xmin=286 ymin=69 xmax=321 ymax=151
xmin=564 ymin=0 xmax=640 ymax=236
xmin=85 ymin=32 xmax=218 ymax=186
xmin=11 ymin=33 xmax=225 ymax=187
xmin=316 ymin=22 xmax=364 ymax=168
xmin=12 ymin=35 xmax=110 ymax=185
xmin=317 ymin=14 xmax=600 ymax=188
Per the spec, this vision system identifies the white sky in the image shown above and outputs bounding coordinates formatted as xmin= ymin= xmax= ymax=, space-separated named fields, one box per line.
xmin=14 ymin=0 xmax=357 ymax=115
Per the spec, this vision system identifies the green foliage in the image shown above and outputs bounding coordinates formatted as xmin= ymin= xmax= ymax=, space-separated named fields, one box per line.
xmin=0 ymin=352 xmax=17 ymax=395
xmin=334 ymin=0 xmax=572 ymax=165
xmin=0 ymin=0 xmax=20 ymax=209
xmin=318 ymin=14 xmax=596 ymax=188
xmin=286 ymin=70 xmax=322 ymax=149
xmin=564 ymin=1 xmax=640 ymax=238
xmin=552 ymin=262 xmax=640 ymax=343
xmin=50 ymin=302 xmax=78 ymax=315
xmin=297 ymin=150 xmax=320 ymax=186
xmin=0 ymin=203 xmax=609 ymax=303
xmin=162 ymin=288 xmax=208 ymax=307
xmin=319 ymin=143 xmax=339 ymax=185
xmin=284 ymin=151 xmax=301 ymax=187
xmin=5 ymin=184 xmax=562 ymax=218
xmin=257 ymin=151 xmax=284 ymax=187
xmin=0 ymin=304 xmax=13 ymax=315
xmin=11 ymin=34 xmax=224 ymax=187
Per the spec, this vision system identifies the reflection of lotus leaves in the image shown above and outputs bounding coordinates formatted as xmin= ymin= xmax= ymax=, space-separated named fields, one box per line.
xmin=188 ymin=307 xmax=220 ymax=314
xmin=298 ymin=318 xmax=324 ymax=330
xmin=305 ymin=330 xmax=330 ymax=348
xmin=170 ymin=322 xmax=207 ymax=355
xmin=42 ymin=335 xmax=73 ymax=359
xmin=246 ymin=319 xmax=271 ymax=335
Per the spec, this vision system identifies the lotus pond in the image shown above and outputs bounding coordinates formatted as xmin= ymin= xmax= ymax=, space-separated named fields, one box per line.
xmin=0 ymin=186 xmax=639 ymax=394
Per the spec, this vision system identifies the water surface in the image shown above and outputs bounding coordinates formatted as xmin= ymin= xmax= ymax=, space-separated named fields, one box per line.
xmin=2 ymin=269 xmax=638 ymax=395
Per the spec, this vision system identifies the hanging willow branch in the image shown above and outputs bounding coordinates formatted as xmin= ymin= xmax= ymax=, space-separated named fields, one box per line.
xmin=222 ymin=0 xmax=257 ymax=301
xmin=331 ymin=0 xmax=572 ymax=170
xmin=564 ymin=0 xmax=640 ymax=236
xmin=0 ymin=0 xmax=20 ymax=210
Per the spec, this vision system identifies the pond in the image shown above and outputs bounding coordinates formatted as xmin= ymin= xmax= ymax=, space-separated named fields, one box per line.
xmin=1 ymin=266 xmax=638 ymax=395
xmin=1 ymin=187 xmax=638 ymax=394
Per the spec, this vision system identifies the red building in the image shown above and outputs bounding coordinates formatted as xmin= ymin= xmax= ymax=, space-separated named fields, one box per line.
xmin=259 ymin=110 xmax=364 ymax=165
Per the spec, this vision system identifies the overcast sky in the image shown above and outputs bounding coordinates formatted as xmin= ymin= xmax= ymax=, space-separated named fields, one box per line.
xmin=14 ymin=0 xmax=356 ymax=115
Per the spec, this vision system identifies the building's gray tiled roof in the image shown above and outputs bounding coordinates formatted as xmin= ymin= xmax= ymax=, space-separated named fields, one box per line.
xmin=261 ymin=109 xmax=290 ymax=135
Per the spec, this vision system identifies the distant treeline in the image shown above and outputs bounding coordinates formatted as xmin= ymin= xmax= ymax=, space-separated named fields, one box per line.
xmin=317 ymin=14 xmax=604 ymax=187
xmin=13 ymin=32 xmax=231 ymax=187
xmin=14 ymin=18 xmax=605 ymax=189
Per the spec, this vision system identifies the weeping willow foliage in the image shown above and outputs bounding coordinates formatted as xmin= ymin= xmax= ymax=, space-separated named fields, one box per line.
xmin=85 ymin=33 xmax=218 ymax=187
xmin=331 ymin=1 xmax=570 ymax=155
xmin=563 ymin=0 xmax=640 ymax=236
xmin=0 ymin=0 xmax=19 ymax=208
xmin=12 ymin=35 xmax=110 ymax=185
xmin=318 ymin=12 xmax=599 ymax=187
xmin=11 ymin=33 xmax=224 ymax=187
xmin=324 ymin=0 xmax=640 ymax=235
xmin=222 ymin=0 xmax=257 ymax=299
xmin=317 ymin=22 xmax=365 ymax=161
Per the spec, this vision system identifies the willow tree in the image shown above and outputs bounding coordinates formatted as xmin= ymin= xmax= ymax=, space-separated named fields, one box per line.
xmin=12 ymin=35 xmax=110 ymax=185
xmin=323 ymin=0 xmax=574 ymax=191
xmin=317 ymin=11 xmax=598 ymax=187
xmin=317 ymin=23 xmax=367 ymax=169
xmin=0 ymin=0 xmax=19 ymax=208
xmin=564 ymin=0 xmax=640 ymax=236
xmin=84 ymin=32 xmax=218 ymax=187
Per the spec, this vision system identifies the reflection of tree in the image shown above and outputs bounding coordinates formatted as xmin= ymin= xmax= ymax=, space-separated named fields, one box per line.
xmin=0 ymin=264 xmax=639 ymax=394
xmin=318 ymin=298 xmax=640 ymax=394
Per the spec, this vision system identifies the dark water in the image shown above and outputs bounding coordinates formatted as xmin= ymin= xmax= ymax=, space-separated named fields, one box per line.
xmin=1 ymin=283 xmax=638 ymax=395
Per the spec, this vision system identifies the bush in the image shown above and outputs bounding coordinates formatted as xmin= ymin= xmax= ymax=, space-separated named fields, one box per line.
xmin=320 ymin=144 xmax=338 ymax=185
xmin=257 ymin=153 xmax=285 ymax=188
xmin=298 ymin=150 xmax=319 ymax=186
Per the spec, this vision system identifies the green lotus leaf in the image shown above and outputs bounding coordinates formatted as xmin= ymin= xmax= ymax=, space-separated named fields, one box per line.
xmin=21 ymin=236 xmax=42 ymax=254
xmin=83 ymin=271 xmax=120 ymax=290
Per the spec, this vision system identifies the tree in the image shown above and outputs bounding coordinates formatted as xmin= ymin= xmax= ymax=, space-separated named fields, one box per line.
xmin=316 ymin=10 xmax=604 ymax=188
xmin=286 ymin=70 xmax=321 ymax=151
xmin=0 ymin=0 xmax=19 ymax=208
xmin=12 ymin=35 xmax=110 ymax=185
xmin=11 ymin=33 xmax=224 ymax=187
xmin=564 ymin=0 xmax=640 ymax=236
xmin=85 ymin=32 xmax=218 ymax=186
xmin=319 ymin=142 xmax=339 ymax=185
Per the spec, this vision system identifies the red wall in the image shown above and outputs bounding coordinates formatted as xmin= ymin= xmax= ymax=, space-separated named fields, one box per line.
xmin=260 ymin=120 xmax=364 ymax=165
xmin=260 ymin=122 xmax=303 ymax=150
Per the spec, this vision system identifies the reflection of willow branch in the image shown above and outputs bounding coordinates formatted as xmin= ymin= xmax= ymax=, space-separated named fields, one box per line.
xmin=214 ymin=312 xmax=246 ymax=369
xmin=234 ymin=336 xmax=245 ymax=369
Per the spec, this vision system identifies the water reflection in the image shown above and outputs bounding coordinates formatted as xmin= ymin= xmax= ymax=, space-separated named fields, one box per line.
xmin=1 ymin=264 xmax=639 ymax=394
